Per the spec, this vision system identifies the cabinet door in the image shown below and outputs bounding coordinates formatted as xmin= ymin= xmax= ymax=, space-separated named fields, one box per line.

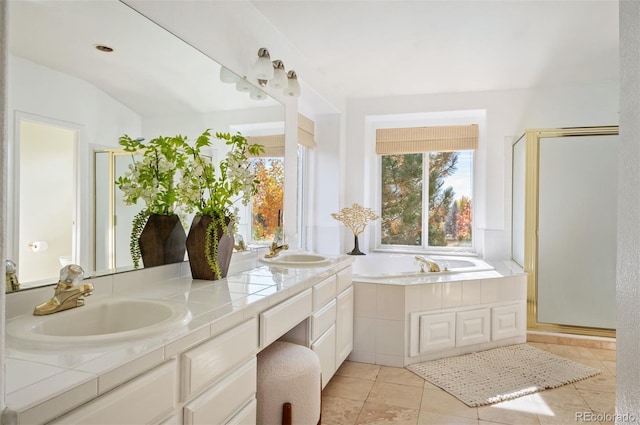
xmin=50 ymin=360 xmax=176 ymax=425
xmin=335 ymin=286 xmax=354 ymax=366
xmin=419 ymin=312 xmax=455 ymax=353
xmin=491 ymin=303 xmax=526 ymax=341
xmin=312 ymin=324 xmax=336 ymax=389
xmin=455 ymin=308 xmax=490 ymax=347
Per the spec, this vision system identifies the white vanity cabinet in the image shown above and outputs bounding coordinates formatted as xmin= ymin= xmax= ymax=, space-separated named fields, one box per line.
xmin=8 ymin=260 xmax=355 ymax=425
xmin=49 ymin=360 xmax=177 ymax=425
xmin=308 ymin=267 xmax=354 ymax=388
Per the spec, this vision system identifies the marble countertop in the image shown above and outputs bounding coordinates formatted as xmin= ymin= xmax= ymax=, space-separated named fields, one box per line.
xmin=4 ymin=255 xmax=353 ymax=423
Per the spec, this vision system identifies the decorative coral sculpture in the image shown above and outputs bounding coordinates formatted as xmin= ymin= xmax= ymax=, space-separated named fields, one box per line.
xmin=331 ymin=203 xmax=379 ymax=255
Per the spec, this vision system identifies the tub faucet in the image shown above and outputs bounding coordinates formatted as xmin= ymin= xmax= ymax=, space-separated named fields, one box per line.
xmin=415 ymin=255 xmax=441 ymax=273
xmin=5 ymin=260 xmax=20 ymax=292
xmin=33 ymin=264 xmax=94 ymax=316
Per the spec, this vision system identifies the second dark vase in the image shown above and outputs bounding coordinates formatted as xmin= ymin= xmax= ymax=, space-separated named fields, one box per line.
xmin=186 ymin=215 xmax=234 ymax=280
xmin=138 ymin=214 xmax=187 ymax=268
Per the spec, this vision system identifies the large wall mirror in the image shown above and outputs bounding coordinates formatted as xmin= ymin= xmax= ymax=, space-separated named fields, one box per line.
xmin=7 ymin=0 xmax=285 ymax=292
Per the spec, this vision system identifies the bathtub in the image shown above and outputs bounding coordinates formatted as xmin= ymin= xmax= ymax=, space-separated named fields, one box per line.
xmin=352 ymin=253 xmax=494 ymax=280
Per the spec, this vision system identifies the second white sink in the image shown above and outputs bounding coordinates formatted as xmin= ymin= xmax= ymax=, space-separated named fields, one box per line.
xmin=6 ymin=298 xmax=192 ymax=349
xmin=259 ymin=253 xmax=332 ymax=267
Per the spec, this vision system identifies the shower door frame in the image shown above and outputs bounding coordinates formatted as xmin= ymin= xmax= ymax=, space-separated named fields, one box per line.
xmin=522 ymin=126 xmax=618 ymax=338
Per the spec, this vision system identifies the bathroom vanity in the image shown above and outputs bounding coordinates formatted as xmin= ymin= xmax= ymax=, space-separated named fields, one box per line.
xmin=3 ymin=255 xmax=354 ymax=425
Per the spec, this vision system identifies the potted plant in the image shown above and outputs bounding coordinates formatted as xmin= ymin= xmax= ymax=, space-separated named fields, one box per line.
xmin=178 ymin=129 xmax=263 ymax=280
xmin=115 ymin=134 xmax=188 ymax=268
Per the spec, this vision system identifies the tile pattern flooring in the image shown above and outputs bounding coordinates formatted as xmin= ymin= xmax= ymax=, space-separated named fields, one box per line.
xmin=321 ymin=342 xmax=616 ymax=425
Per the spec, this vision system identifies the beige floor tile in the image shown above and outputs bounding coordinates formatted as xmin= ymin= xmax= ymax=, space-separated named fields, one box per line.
xmin=417 ymin=410 xmax=479 ymax=425
xmin=600 ymin=341 xmax=616 ymax=351
xmin=377 ymin=366 xmax=425 ymax=387
xmin=321 ymin=395 xmax=364 ymax=425
xmin=323 ymin=376 xmax=375 ymax=401
xmin=564 ymin=356 xmax=607 ymax=372
xmin=420 ymin=388 xmax=478 ymax=420
xmin=367 ymin=381 xmax=424 ymax=410
xmin=577 ymin=389 xmax=615 ymax=414
xmin=588 ymin=348 xmax=617 ymax=361
xmin=545 ymin=344 xmax=596 ymax=359
xmin=423 ymin=380 xmax=440 ymax=390
xmin=478 ymin=421 xmax=513 ymax=425
xmin=336 ymin=361 xmax=381 ymax=381
xmin=356 ymin=402 xmax=419 ymax=425
xmin=536 ymin=386 xmax=592 ymax=411
xmin=601 ymin=360 xmax=616 ymax=376
xmin=573 ymin=373 xmax=616 ymax=393
xmin=537 ymin=408 xmax=590 ymax=425
xmin=478 ymin=404 xmax=542 ymax=425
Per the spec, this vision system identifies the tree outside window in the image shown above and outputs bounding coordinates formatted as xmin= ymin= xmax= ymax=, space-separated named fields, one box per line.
xmin=381 ymin=150 xmax=473 ymax=249
xmin=251 ymin=157 xmax=284 ymax=242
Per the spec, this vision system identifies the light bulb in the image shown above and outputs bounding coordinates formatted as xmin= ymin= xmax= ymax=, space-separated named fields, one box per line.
xmin=284 ymin=70 xmax=301 ymax=97
xmin=254 ymin=48 xmax=274 ymax=80
xmin=270 ymin=60 xmax=287 ymax=89
xmin=250 ymin=86 xmax=267 ymax=100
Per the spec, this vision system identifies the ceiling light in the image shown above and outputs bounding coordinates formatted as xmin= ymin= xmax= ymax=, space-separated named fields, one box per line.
xmin=95 ymin=45 xmax=114 ymax=53
xmin=254 ymin=48 xmax=274 ymax=85
xmin=269 ymin=60 xmax=287 ymax=89
xmin=284 ymin=70 xmax=301 ymax=97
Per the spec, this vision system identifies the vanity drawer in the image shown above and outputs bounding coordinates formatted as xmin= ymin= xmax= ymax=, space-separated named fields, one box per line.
xmin=311 ymin=298 xmax=337 ymax=341
xmin=260 ymin=288 xmax=312 ymax=347
xmin=184 ymin=357 xmax=256 ymax=425
xmin=182 ymin=319 xmax=257 ymax=401
xmin=313 ymin=275 xmax=337 ymax=311
xmin=50 ymin=360 xmax=176 ymax=425
xmin=226 ymin=398 xmax=257 ymax=425
xmin=336 ymin=266 xmax=353 ymax=293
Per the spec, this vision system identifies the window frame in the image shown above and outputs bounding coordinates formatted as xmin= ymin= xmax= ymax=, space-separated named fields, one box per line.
xmin=374 ymin=149 xmax=476 ymax=255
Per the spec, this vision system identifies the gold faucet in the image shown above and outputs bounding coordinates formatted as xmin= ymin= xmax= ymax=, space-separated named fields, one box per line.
xmin=34 ymin=264 xmax=94 ymax=316
xmin=415 ymin=255 xmax=441 ymax=273
xmin=5 ymin=260 xmax=20 ymax=293
xmin=264 ymin=229 xmax=289 ymax=259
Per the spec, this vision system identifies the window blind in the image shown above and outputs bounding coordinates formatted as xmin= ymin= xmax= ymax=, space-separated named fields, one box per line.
xmin=247 ymin=134 xmax=285 ymax=157
xmin=375 ymin=124 xmax=478 ymax=154
xmin=298 ymin=113 xmax=316 ymax=148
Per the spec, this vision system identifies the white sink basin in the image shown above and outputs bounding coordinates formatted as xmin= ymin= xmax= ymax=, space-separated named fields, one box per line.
xmin=6 ymin=298 xmax=192 ymax=349
xmin=259 ymin=253 xmax=332 ymax=268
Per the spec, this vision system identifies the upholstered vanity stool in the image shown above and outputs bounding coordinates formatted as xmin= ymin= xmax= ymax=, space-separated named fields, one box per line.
xmin=257 ymin=341 xmax=322 ymax=425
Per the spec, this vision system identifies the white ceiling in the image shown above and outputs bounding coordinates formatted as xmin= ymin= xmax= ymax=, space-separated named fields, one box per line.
xmin=250 ymin=0 xmax=619 ymax=104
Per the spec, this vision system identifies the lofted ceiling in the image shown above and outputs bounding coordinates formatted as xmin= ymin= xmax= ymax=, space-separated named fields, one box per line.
xmin=250 ymin=0 xmax=619 ymax=105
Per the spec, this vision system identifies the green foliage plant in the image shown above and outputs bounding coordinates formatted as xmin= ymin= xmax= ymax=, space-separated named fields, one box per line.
xmin=179 ymin=130 xmax=264 ymax=277
xmin=115 ymin=134 xmax=188 ymax=268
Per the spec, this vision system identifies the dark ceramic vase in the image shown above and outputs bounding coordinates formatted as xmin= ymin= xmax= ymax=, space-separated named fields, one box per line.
xmin=186 ymin=215 xmax=234 ymax=280
xmin=138 ymin=214 xmax=187 ymax=268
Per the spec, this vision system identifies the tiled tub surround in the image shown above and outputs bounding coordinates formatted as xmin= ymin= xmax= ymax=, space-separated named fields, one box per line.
xmin=350 ymin=257 xmax=527 ymax=367
xmin=3 ymin=254 xmax=354 ymax=425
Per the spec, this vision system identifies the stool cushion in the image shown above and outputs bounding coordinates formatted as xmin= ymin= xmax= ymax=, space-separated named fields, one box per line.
xmin=257 ymin=341 xmax=321 ymax=425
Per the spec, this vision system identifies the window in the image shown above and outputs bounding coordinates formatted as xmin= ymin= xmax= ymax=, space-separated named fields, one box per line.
xmin=376 ymin=124 xmax=477 ymax=250
xmin=250 ymin=157 xmax=284 ymax=242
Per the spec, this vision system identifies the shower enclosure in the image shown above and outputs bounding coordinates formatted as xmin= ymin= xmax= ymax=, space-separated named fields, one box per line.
xmin=512 ymin=126 xmax=618 ymax=338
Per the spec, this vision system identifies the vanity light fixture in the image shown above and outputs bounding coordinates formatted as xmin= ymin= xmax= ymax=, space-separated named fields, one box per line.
xmin=284 ymin=70 xmax=301 ymax=97
xmin=235 ymin=77 xmax=252 ymax=93
xmin=269 ymin=60 xmax=288 ymax=89
xmin=254 ymin=48 xmax=274 ymax=83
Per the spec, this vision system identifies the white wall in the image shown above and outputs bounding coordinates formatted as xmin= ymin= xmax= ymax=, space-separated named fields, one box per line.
xmin=7 ymin=55 xmax=142 ymax=274
xmin=617 ymin=1 xmax=640 ymax=419
xmin=344 ymin=81 xmax=619 ymax=259
xmin=1 ymin=0 xmax=7 ymax=412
